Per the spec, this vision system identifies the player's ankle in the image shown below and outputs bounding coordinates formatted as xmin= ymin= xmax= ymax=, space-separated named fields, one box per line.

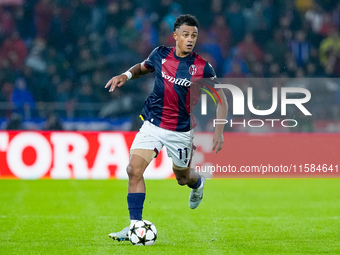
xmin=188 ymin=175 xmax=201 ymax=189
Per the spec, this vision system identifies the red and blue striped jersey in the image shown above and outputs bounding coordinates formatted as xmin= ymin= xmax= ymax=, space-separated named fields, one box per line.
xmin=141 ymin=46 xmax=216 ymax=132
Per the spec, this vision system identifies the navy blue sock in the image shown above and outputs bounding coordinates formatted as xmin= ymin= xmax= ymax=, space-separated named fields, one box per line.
xmin=188 ymin=176 xmax=201 ymax=189
xmin=127 ymin=193 xmax=145 ymax=220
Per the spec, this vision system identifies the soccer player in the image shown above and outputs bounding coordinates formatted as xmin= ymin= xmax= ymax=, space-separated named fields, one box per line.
xmin=105 ymin=14 xmax=227 ymax=241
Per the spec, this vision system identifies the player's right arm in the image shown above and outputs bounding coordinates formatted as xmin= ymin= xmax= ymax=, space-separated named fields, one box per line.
xmin=105 ymin=63 xmax=150 ymax=92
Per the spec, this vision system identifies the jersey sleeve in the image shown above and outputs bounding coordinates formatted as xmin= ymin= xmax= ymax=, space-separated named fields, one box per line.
xmin=203 ymin=61 xmax=220 ymax=85
xmin=142 ymin=47 xmax=159 ymax=72
xmin=203 ymin=61 xmax=216 ymax=78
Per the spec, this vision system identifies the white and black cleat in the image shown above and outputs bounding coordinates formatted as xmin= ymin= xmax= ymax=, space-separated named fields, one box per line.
xmin=109 ymin=226 xmax=129 ymax=242
xmin=189 ymin=176 xmax=206 ymax=209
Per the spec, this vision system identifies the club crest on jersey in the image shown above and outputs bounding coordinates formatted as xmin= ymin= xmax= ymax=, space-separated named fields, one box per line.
xmin=189 ymin=65 xmax=197 ymax=75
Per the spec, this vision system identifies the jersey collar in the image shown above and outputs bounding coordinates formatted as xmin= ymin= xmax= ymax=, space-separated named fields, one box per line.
xmin=173 ymin=48 xmax=195 ymax=61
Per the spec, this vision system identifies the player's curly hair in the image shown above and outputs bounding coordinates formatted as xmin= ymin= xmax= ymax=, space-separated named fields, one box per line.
xmin=173 ymin=14 xmax=199 ymax=31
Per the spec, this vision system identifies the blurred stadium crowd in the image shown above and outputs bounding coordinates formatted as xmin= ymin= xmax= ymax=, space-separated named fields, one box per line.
xmin=0 ymin=0 xmax=340 ymax=131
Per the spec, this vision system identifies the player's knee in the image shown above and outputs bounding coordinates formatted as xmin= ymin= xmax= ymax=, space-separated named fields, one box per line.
xmin=176 ymin=176 xmax=188 ymax=186
xmin=126 ymin=163 xmax=143 ymax=180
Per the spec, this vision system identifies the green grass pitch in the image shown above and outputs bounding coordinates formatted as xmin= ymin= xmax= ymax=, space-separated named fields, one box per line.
xmin=0 ymin=179 xmax=339 ymax=254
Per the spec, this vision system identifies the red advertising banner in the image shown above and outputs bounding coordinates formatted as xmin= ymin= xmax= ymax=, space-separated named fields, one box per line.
xmin=0 ymin=131 xmax=173 ymax=179
xmin=0 ymin=131 xmax=339 ymax=179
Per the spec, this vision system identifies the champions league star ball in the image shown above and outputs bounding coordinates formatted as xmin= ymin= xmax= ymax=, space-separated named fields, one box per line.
xmin=128 ymin=220 xmax=157 ymax=246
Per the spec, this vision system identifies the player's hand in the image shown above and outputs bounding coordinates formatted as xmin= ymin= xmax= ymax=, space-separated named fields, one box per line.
xmin=212 ymin=132 xmax=224 ymax=154
xmin=105 ymin=74 xmax=127 ymax=92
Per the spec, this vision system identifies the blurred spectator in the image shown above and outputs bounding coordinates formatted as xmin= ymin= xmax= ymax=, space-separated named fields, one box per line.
xmin=280 ymin=0 xmax=302 ymax=31
xmin=162 ymin=2 xmax=182 ymax=31
xmin=88 ymin=32 xmax=103 ymax=57
xmin=106 ymin=2 xmax=123 ymax=28
xmin=25 ymin=37 xmax=47 ymax=73
xmin=295 ymin=67 xmax=305 ymax=78
xmin=158 ymin=0 xmax=173 ymax=20
xmin=55 ymin=78 xmax=72 ymax=104
xmin=119 ymin=18 xmax=140 ymax=52
xmin=319 ymin=13 xmax=337 ymax=38
xmin=54 ymin=78 xmax=75 ymax=118
xmin=158 ymin=20 xmax=175 ymax=46
xmin=308 ymin=46 xmax=322 ymax=68
xmin=75 ymin=78 xmax=99 ymax=117
xmin=225 ymin=2 xmax=246 ymax=45
xmin=305 ymin=62 xmax=318 ymax=77
xmin=138 ymin=20 xmax=159 ymax=57
xmin=49 ymin=6 xmax=65 ymax=49
xmin=225 ymin=62 xmax=247 ymax=78
xmin=68 ymin=1 xmax=91 ymax=41
xmin=34 ymin=0 xmax=53 ymax=38
xmin=305 ymin=3 xmax=325 ymax=34
xmin=277 ymin=15 xmax=293 ymax=43
xmin=14 ymin=5 xmax=35 ymax=40
xmin=92 ymin=69 xmax=110 ymax=102
xmin=251 ymin=61 xmax=265 ymax=78
xmin=319 ymin=29 xmax=340 ymax=76
xmin=0 ymin=10 xmax=16 ymax=36
xmin=46 ymin=47 xmax=67 ymax=79
xmin=119 ymin=0 xmax=134 ymax=25
xmin=198 ymin=30 xmax=224 ymax=75
xmin=101 ymin=26 xmax=119 ymax=56
xmin=243 ymin=0 xmax=273 ymax=33
xmin=0 ymin=82 xmax=14 ymax=117
xmin=89 ymin=0 xmax=106 ymax=34
xmin=261 ymin=0 xmax=275 ymax=31
xmin=210 ymin=15 xmax=231 ymax=58
xmin=25 ymin=38 xmax=51 ymax=102
xmin=332 ymin=3 xmax=340 ymax=30
xmin=267 ymin=62 xmax=281 ymax=77
xmin=0 ymin=81 xmax=13 ymax=102
xmin=237 ymin=33 xmax=264 ymax=64
xmin=210 ymin=0 xmax=223 ymax=16
xmin=11 ymin=77 xmax=35 ymax=119
xmin=295 ymin=0 xmax=314 ymax=13
xmin=265 ymin=30 xmax=288 ymax=65
xmin=0 ymin=31 xmax=27 ymax=70
xmin=289 ymin=30 xmax=311 ymax=66
xmin=133 ymin=8 xmax=149 ymax=32
xmin=76 ymin=48 xmax=96 ymax=75
xmin=284 ymin=51 xmax=299 ymax=77
xmin=5 ymin=113 xmax=23 ymax=130
xmin=44 ymin=112 xmax=63 ymax=130
xmin=223 ymin=48 xmax=249 ymax=77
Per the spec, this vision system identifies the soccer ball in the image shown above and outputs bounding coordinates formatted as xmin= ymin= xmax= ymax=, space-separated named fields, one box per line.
xmin=128 ymin=220 xmax=157 ymax=246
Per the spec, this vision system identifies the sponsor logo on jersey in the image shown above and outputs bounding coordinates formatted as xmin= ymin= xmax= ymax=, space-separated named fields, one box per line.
xmin=161 ymin=71 xmax=191 ymax=87
xmin=189 ymin=64 xmax=197 ymax=75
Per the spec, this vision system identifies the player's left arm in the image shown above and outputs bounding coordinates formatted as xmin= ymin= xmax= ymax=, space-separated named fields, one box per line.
xmin=203 ymin=62 xmax=228 ymax=154
xmin=212 ymin=88 xmax=228 ymax=154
